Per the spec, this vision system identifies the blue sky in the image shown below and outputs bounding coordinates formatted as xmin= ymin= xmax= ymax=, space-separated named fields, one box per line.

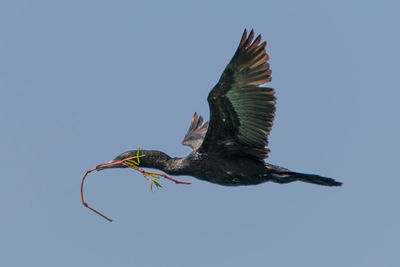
xmin=1 ymin=0 xmax=399 ymax=266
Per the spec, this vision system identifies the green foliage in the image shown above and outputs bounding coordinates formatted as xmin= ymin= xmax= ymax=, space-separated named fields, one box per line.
xmin=121 ymin=148 xmax=163 ymax=191
xmin=123 ymin=147 xmax=145 ymax=168
xmin=150 ymin=177 xmax=163 ymax=192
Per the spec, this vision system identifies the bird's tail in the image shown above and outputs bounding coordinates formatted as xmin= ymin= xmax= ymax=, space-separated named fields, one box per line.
xmin=270 ymin=171 xmax=342 ymax=187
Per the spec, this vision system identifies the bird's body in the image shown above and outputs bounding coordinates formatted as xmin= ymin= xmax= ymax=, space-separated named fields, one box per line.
xmin=116 ymin=150 xmax=270 ymax=186
xmin=96 ymin=29 xmax=342 ymax=187
xmin=110 ymin=149 xmax=341 ymax=186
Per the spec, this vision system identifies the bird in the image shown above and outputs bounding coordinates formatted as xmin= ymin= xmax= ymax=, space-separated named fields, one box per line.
xmin=96 ymin=29 xmax=342 ymax=187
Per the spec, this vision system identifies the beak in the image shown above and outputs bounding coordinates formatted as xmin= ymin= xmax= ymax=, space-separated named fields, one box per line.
xmin=96 ymin=159 xmax=124 ymax=171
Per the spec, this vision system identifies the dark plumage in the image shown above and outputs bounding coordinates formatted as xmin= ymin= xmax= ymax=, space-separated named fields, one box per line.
xmin=96 ymin=29 xmax=342 ymax=187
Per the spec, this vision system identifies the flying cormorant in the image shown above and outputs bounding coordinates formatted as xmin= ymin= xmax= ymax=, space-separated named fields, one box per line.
xmin=96 ymin=29 xmax=342 ymax=187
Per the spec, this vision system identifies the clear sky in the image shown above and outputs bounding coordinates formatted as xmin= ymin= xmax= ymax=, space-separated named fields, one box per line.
xmin=1 ymin=0 xmax=399 ymax=266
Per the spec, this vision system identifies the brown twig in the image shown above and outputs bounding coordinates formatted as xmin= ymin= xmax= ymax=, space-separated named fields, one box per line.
xmin=80 ymin=156 xmax=191 ymax=222
xmin=80 ymin=167 xmax=113 ymax=222
xmin=122 ymin=163 xmax=191 ymax=185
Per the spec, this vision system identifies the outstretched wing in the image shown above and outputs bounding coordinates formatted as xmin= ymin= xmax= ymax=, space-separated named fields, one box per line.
xmin=198 ymin=29 xmax=276 ymax=161
xmin=182 ymin=112 xmax=209 ymax=150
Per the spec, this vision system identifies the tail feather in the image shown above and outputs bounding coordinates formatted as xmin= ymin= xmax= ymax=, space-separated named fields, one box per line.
xmin=271 ymin=171 xmax=342 ymax=187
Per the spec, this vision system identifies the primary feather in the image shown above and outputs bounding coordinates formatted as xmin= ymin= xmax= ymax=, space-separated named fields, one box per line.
xmin=198 ymin=29 xmax=275 ymax=161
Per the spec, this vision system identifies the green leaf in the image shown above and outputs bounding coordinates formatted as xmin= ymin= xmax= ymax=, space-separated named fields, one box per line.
xmin=150 ymin=177 xmax=163 ymax=192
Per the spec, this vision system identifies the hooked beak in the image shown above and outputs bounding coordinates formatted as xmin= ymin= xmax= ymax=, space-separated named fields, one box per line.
xmin=96 ymin=159 xmax=125 ymax=171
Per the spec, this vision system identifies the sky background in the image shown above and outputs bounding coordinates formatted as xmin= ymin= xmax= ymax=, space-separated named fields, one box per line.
xmin=1 ymin=0 xmax=399 ymax=266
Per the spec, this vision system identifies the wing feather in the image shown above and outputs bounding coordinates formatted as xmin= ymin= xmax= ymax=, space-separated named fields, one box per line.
xmin=199 ymin=29 xmax=276 ymax=161
xmin=182 ymin=112 xmax=209 ymax=150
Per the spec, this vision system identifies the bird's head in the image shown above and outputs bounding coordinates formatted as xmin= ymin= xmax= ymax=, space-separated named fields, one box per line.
xmin=96 ymin=150 xmax=142 ymax=170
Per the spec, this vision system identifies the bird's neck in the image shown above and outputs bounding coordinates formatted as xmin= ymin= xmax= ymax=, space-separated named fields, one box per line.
xmin=138 ymin=150 xmax=187 ymax=175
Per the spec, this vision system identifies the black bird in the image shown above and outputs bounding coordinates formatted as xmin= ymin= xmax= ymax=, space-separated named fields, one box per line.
xmin=96 ymin=29 xmax=342 ymax=187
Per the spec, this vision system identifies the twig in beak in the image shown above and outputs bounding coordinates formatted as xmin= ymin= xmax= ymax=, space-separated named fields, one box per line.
xmin=81 ymin=155 xmax=190 ymax=222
